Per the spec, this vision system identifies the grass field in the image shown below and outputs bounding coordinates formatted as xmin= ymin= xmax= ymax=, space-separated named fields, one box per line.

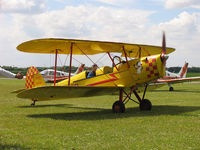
xmin=186 ymin=72 xmax=200 ymax=77
xmin=0 ymin=79 xmax=200 ymax=150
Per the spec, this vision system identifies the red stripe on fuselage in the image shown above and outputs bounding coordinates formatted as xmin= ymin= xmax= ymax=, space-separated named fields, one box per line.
xmin=86 ymin=78 xmax=117 ymax=86
xmin=86 ymin=72 xmax=119 ymax=86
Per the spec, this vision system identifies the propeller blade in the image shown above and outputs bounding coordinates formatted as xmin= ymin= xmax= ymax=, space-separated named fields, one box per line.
xmin=161 ymin=31 xmax=167 ymax=63
xmin=162 ymin=31 xmax=166 ymax=55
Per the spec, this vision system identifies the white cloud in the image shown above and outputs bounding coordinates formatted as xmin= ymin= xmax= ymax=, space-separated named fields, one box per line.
xmin=158 ymin=11 xmax=198 ymax=36
xmin=31 ymin=5 xmax=154 ymax=42
xmin=0 ymin=1 xmax=200 ymax=67
xmin=95 ymin=0 xmax=135 ymax=6
xmin=165 ymin=0 xmax=200 ymax=9
xmin=0 ymin=0 xmax=47 ymax=14
xmin=0 ymin=5 xmax=154 ymax=67
xmin=149 ymin=11 xmax=200 ymax=66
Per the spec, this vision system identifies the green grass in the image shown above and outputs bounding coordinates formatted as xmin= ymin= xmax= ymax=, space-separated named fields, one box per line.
xmin=186 ymin=72 xmax=200 ymax=77
xmin=0 ymin=79 xmax=200 ymax=150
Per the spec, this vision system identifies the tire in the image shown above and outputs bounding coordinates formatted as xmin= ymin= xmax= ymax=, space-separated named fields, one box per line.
xmin=139 ymin=99 xmax=152 ymax=111
xmin=169 ymin=87 xmax=174 ymax=91
xmin=112 ymin=101 xmax=125 ymax=113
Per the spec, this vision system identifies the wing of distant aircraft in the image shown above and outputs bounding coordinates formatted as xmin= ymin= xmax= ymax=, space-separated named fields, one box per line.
xmin=152 ymin=62 xmax=200 ymax=91
xmin=152 ymin=76 xmax=200 ymax=91
xmin=155 ymin=76 xmax=200 ymax=83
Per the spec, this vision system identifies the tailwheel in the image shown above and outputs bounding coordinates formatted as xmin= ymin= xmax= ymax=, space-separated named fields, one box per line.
xmin=169 ymin=87 xmax=174 ymax=91
xmin=31 ymin=100 xmax=36 ymax=106
xmin=112 ymin=101 xmax=125 ymax=113
xmin=139 ymin=99 xmax=152 ymax=111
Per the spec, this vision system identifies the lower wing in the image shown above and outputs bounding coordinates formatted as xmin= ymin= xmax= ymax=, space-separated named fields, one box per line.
xmin=17 ymin=86 xmax=119 ymax=101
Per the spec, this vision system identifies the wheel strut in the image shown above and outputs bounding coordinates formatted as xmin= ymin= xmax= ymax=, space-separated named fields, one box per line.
xmin=112 ymin=84 xmax=152 ymax=113
xmin=132 ymin=84 xmax=152 ymax=111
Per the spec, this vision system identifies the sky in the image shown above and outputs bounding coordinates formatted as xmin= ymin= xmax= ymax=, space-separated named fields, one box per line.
xmin=0 ymin=0 xmax=200 ymax=68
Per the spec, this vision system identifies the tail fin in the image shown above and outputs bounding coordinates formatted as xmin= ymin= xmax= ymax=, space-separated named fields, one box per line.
xmin=74 ymin=64 xmax=85 ymax=74
xmin=178 ymin=62 xmax=188 ymax=78
xmin=25 ymin=66 xmax=46 ymax=89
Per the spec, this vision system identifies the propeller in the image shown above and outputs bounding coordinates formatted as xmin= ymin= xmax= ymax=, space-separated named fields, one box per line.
xmin=161 ymin=31 xmax=169 ymax=64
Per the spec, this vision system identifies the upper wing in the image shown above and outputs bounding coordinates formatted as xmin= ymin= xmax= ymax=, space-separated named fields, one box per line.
xmin=17 ymin=38 xmax=175 ymax=57
xmin=17 ymin=86 xmax=119 ymax=100
xmin=154 ymin=77 xmax=200 ymax=84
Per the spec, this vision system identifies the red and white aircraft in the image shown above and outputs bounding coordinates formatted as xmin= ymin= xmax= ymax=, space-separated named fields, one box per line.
xmin=152 ymin=62 xmax=200 ymax=91
xmin=40 ymin=64 xmax=85 ymax=82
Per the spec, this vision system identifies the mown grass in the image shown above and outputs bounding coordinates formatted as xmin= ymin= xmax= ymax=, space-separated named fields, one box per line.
xmin=186 ymin=72 xmax=200 ymax=77
xmin=0 ymin=79 xmax=200 ymax=150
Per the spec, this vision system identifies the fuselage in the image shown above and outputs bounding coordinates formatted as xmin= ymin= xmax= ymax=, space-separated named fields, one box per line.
xmin=56 ymin=54 xmax=165 ymax=88
xmin=164 ymin=71 xmax=180 ymax=79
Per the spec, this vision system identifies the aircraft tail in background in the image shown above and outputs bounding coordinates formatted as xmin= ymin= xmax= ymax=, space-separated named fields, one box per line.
xmin=25 ymin=66 xmax=46 ymax=89
xmin=74 ymin=64 xmax=85 ymax=75
xmin=178 ymin=62 xmax=188 ymax=78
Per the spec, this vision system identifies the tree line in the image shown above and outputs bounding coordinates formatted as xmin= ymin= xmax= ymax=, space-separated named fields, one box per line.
xmin=1 ymin=65 xmax=200 ymax=75
xmin=167 ymin=67 xmax=200 ymax=73
xmin=1 ymin=66 xmax=79 ymax=75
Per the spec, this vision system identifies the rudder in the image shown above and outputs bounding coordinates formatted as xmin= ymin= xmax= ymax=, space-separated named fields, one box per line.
xmin=179 ymin=62 xmax=188 ymax=78
xmin=25 ymin=66 xmax=46 ymax=89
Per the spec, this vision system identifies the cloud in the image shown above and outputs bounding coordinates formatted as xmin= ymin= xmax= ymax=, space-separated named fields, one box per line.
xmin=0 ymin=0 xmax=47 ymax=14
xmin=158 ymin=11 xmax=198 ymax=36
xmin=0 ymin=1 xmax=200 ymax=67
xmin=165 ymin=0 xmax=200 ymax=9
xmin=31 ymin=5 xmax=154 ymax=42
xmin=95 ymin=0 xmax=135 ymax=6
xmin=149 ymin=11 xmax=200 ymax=66
xmin=0 ymin=5 xmax=154 ymax=67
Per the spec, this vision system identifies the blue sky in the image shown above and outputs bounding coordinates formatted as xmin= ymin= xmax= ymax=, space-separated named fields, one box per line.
xmin=0 ymin=0 xmax=200 ymax=67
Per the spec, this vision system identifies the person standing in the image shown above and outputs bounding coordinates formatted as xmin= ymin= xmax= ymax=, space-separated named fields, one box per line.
xmin=0 ymin=67 xmax=23 ymax=79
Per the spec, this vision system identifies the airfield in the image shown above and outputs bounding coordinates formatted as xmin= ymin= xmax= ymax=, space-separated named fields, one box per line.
xmin=0 ymin=78 xmax=200 ymax=149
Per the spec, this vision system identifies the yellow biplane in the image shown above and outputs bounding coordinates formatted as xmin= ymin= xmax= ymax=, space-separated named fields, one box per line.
xmin=15 ymin=33 xmax=175 ymax=113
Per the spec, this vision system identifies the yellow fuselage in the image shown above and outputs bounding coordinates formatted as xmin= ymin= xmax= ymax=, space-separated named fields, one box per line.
xmin=56 ymin=54 xmax=165 ymax=88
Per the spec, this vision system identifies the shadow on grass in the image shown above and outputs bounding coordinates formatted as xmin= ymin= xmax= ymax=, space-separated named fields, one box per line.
xmin=151 ymin=89 xmax=200 ymax=93
xmin=0 ymin=143 xmax=30 ymax=150
xmin=18 ymin=104 xmax=73 ymax=108
xmin=27 ymin=105 xmax=200 ymax=121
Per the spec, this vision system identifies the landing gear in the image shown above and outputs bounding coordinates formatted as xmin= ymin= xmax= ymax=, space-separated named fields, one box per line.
xmin=112 ymin=101 xmax=125 ymax=113
xmin=169 ymin=87 xmax=174 ymax=91
xmin=168 ymin=83 xmax=174 ymax=91
xmin=112 ymin=84 xmax=152 ymax=113
xmin=31 ymin=100 xmax=37 ymax=106
xmin=139 ymin=99 xmax=152 ymax=111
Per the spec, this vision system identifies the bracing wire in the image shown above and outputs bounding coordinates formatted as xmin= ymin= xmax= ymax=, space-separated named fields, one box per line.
xmin=72 ymin=56 xmax=82 ymax=65
xmin=58 ymin=55 xmax=63 ymax=67
xmin=95 ymin=53 xmax=107 ymax=64
xmin=74 ymin=43 xmax=118 ymax=87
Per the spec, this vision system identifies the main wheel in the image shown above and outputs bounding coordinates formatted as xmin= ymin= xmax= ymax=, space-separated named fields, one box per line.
xmin=112 ymin=101 xmax=125 ymax=113
xmin=169 ymin=87 xmax=174 ymax=91
xmin=139 ymin=99 xmax=152 ymax=111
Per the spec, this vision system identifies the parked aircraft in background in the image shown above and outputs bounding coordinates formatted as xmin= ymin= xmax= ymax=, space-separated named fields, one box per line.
xmin=40 ymin=69 xmax=68 ymax=82
xmin=40 ymin=64 xmax=85 ymax=82
xmin=152 ymin=62 xmax=200 ymax=91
